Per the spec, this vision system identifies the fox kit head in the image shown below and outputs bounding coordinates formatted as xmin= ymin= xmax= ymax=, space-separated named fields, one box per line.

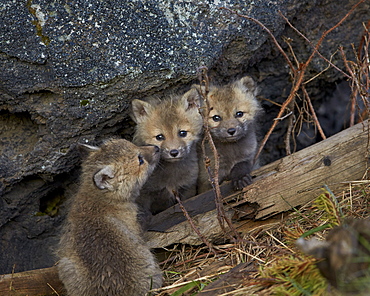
xmin=78 ymin=139 xmax=159 ymax=200
xmin=200 ymin=76 xmax=261 ymax=143
xmin=131 ymin=90 xmax=203 ymax=162
xmin=296 ymin=219 xmax=370 ymax=291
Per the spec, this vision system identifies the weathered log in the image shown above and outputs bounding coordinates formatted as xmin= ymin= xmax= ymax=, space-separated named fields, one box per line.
xmin=145 ymin=122 xmax=369 ymax=248
xmin=0 ymin=266 xmax=63 ymax=296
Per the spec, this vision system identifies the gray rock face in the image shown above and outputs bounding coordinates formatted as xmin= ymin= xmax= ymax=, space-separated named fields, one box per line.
xmin=0 ymin=0 xmax=368 ymax=273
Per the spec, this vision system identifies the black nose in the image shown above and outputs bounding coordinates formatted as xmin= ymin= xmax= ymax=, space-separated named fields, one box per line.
xmin=170 ymin=149 xmax=179 ymax=157
xmin=227 ymin=128 xmax=236 ymax=135
xmin=153 ymin=145 xmax=160 ymax=153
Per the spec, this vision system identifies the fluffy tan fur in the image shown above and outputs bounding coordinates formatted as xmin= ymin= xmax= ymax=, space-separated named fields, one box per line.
xmin=131 ymin=90 xmax=203 ymax=219
xmin=57 ymin=139 xmax=162 ymax=296
xmin=197 ymin=76 xmax=262 ymax=193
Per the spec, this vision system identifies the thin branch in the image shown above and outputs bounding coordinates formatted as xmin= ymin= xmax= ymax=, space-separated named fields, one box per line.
xmin=174 ymin=193 xmax=217 ymax=255
xmin=47 ymin=283 xmax=60 ymax=296
xmin=197 ymin=66 xmax=242 ymax=242
xmin=304 ymin=49 xmax=340 ymax=84
xmin=279 ymin=11 xmax=351 ymax=79
xmin=357 ymin=20 xmax=370 ymax=60
xmin=307 ymin=0 xmax=367 ymax=63
xmin=274 ymin=111 xmax=293 ymax=121
xmin=255 ymin=75 xmax=304 ymax=161
xmin=222 ymin=0 xmax=366 ymax=160
xmin=284 ymin=99 xmax=296 ymax=155
xmin=302 ymin=85 xmax=327 ymax=140
xmin=220 ymin=7 xmax=295 ymax=72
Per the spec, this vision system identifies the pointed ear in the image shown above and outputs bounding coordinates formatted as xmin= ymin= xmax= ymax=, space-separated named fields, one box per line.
xmin=296 ymin=237 xmax=329 ymax=259
xmin=77 ymin=143 xmax=100 ymax=159
xmin=234 ymin=76 xmax=258 ymax=96
xmin=181 ymin=87 xmax=202 ymax=111
xmin=94 ymin=165 xmax=115 ymax=190
xmin=131 ymin=99 xmax=153 ymax=123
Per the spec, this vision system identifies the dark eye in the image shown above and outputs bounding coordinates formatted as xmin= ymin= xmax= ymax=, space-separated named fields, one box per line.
xmin=235 ymin=111 xmax=244 ymax=118
xmin=138 ymin=155 xmax=144 ymax=166
xmin=155 ymin=134 xmax=165 ymax=141
xmin=179 ymin=130 xmax=187 ymax=137
xmin=212 ymin=115 xmax=222 ymax=122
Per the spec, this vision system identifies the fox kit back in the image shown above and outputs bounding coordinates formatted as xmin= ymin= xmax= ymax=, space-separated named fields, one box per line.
xmin=57 ymin=139 xmax=162 ymax=296
xmin=131 ymin=89 xmax=203 ymax=218
xmin=197 ymin=76 xmax=261 ymax=193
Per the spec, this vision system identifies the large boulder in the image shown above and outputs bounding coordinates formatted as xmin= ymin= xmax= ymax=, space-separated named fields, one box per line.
xmin=0 ymin=0 xmax=368 ymax=273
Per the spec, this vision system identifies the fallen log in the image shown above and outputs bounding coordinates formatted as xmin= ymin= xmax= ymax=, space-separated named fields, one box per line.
xmin=1 ymin=122 xmax=368 ymax=295
xmin=145 ymin=122 xmax=369 ymax=248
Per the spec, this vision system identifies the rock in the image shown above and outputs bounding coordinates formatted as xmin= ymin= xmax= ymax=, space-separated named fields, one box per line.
xmin=0 ymin=0 xmax=369 ymax=273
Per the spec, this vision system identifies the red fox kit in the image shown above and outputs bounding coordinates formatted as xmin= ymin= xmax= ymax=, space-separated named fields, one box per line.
xmin=131 ymin=90 xmax=203 ymax=218
xmin=57 ymin=139 xmax=162 ymax=296
xmin=197 ymin=76 xmax=261 ymax=193
xmin=297 ymin=218 xmax=370 ymax=293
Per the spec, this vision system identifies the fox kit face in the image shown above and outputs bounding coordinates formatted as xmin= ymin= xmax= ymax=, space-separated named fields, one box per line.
xmin=131 ymin=90 xmax=203 ymax=162
xmin=79 ymin=139 xmax=159 ymax=199
xmin=205 ymin=76 xmax=260 ymax=143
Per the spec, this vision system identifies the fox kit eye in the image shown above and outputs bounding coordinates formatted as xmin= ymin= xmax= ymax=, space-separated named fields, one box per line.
xmin=138 ymin=155 xmax=144 ymax=165
xmin=235 ymin=111 xmax=244 ymax=118
xmin=178 ymin=130 xmax=187 ymax=137
xmin=212 ymin=115 xmax=222 ymax=122
xmin=155 ymin=134 xmax=165 ymax=141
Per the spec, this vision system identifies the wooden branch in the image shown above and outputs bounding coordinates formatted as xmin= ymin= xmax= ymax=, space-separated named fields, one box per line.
xmin=146 ymin=122 xmax=369 ymax=248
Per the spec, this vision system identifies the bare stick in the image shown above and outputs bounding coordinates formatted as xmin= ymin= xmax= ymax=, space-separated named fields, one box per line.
xmin=342 ymin=47 xmax=360 ymax=126
xmin=220 ymin=7 xmax=295 ymax=72
xmin=358 ymin=20 xmax=370 ymax=60
xmin=255 ymin=76 xmax=304 ymax=161
xmin=174 ymin=192 xmax=217 ymax=255
xmin=47 ymin=283 xmax=60 ymax=296
xmin=222 ymin=0 xmax=366 ymax=160
xmin=284 ymin=99 xmax=295 ymax=155
xmin=279 ymin=11 xmax=351 ymax=79
xmin=197 ymin=67 xmax=242 ymax=241
xmin=302 ymin=85 xmax=327 ymax=140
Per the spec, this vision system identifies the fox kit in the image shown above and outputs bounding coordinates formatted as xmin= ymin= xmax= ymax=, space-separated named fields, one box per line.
xmin=57 ymin=139 xmax=162 ymax=296
xmin=197 ymin=76 xmax=261 ymax=193
xmin=297 ymin=218 xmax=370 ymax=293
xmin=131 ymin=90 xmax=203 ymax=217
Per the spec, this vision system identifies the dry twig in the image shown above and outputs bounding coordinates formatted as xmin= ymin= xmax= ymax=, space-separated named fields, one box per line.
xmin=222 ymin=0 xmax=366 ymax=158
xmin=174 ymin=192 xmax=217 ymax=255
xmin=340 ymin=23 xmax=370 ymax=127
xmin=197 ymin=66 xmax=242 ymax=242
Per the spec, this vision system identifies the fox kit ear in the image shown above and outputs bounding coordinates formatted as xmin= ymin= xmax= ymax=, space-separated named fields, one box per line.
xmin=131 ymin=99 xmax=153 ymax=123
xmin=94 ymin=165 xmax=115 ymax=190
xmin=296 ymin=237 xmax=329 ymax=259
xmin=235 ymin=76 xmax=258 ymax=96
xmin=78 ymin=143 xmax=100 ymax=159
xmin=181 ymin=87 xmax=201 ymax=111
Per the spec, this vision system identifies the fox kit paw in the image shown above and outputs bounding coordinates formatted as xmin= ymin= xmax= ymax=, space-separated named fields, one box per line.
xmin=230 ymin=161 xmax=253 ymax=191
xmin=232 ymin=174 xmax=252 ymax=191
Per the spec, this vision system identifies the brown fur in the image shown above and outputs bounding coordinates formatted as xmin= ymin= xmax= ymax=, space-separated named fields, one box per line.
xmin=57 ymin=139 xmax=162 ymax=296
xmin=197 ymin=76 xmax=262 ymax=193
xmin=296 ymin=218 xmax=370 ymax=293
xmin=131 ymin=90 xmax=203 ymax=219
